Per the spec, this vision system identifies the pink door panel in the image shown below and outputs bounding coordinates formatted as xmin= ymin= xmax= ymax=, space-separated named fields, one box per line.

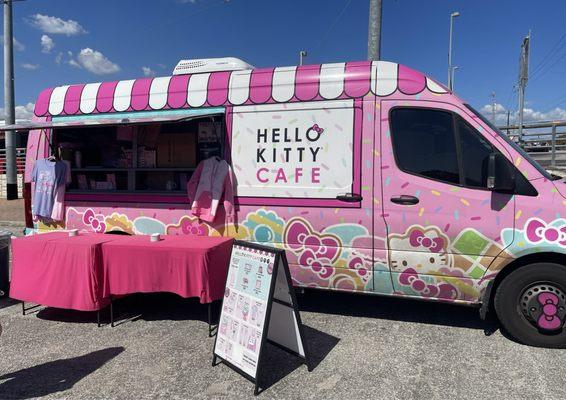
xmin=380 ymin=100 xmax=515 ymax=302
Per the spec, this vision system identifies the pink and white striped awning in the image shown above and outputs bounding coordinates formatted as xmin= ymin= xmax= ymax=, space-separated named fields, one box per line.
xmin=34 ymin=61 xmax=449 ymax=117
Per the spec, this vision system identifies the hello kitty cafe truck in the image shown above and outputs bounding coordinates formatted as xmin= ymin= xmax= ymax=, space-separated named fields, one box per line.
xmin=7 ymin=57 xmax=566 ymax=348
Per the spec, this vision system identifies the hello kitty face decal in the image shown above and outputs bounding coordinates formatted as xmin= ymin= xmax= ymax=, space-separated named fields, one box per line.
xmin=389 ymin=226 xmax=452 ymax=274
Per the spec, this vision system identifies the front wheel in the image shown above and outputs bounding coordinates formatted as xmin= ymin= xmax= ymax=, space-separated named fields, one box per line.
xmin=494 ymin=262 xmax=566 ymax=348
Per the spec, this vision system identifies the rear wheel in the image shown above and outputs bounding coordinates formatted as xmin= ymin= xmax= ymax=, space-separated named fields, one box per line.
xmin=494 ymin=262 xmax=566 ymax=348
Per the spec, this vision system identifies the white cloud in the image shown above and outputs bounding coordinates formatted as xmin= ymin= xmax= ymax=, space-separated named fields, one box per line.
xmin=68 ymin=48 xmax=120 ymax=75
xmin=0 ymin=103 xmax=35 ymax=122
xmin=40 ymin=35 xmax=55 ymax=53
xmin=21 ymin=63 xmax=39 ymax=70
xmin=68 ymin=50 xmax=81 ymax=68
xmin=142 ymin=66 xmax=156 ymax=76
xmin=479 ymin=103 xmax=566 ymax=126
xmin=1 ymin=35 xmax=25 ymax=51
xmin=28 ymin=14 xmax=87 ymax=36
xmin=55 ymin=52 xmax=63 ymax=65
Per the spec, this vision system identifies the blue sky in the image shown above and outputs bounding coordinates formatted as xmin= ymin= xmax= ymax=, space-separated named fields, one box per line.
xmin=1 ymin=0 xmax=565 ymax=124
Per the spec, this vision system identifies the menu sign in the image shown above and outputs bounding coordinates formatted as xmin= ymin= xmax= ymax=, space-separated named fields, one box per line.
xmin=212 ymin=241 xmax=310 ymax=395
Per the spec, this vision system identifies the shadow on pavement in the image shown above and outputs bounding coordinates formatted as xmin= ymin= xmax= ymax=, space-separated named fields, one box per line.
xmin=34 ymin=293 xmax=213 ymax=327
xmin=0 ymin=296 xmax=20 ymax=311
xmin=257 ymin=325 xmax=339 ymax=393
xmin=32 ymin=290 xmax=502 ymax=334
xmin=297 ymin=288 xmax=500 ymax=332
xmin=0 ymin=347 xmax=125 ymax=399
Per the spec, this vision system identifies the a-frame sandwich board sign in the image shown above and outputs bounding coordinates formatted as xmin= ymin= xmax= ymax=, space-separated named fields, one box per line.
xmin=212 ymin=241 xmax=311 ymax=395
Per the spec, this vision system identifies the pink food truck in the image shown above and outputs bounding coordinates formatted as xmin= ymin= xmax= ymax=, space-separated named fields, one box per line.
xmin=10 ymin=57 xmax=566 ymax=347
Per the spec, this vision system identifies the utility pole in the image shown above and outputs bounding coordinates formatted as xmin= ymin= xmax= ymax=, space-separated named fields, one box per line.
xmin=367 ymin=0 xmax=382 ymax=61
xmin=3 ymin=0 xmax=17 ymax=200
xmin=507 ymin=110 xmax=511 ymax=136
xmin=490 ymin=92 xmax=497 ymax=123
xmin=299 ymin=50 xmax=307 ymax=66
xmin=447 ymin=11 xmax=460 ymax=91
xmin=517 ymin=31 xmax=531 ymax=145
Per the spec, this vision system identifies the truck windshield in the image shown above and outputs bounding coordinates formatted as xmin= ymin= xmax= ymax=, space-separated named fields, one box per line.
xmin=464 ymin=104 xmax=555 ymax=180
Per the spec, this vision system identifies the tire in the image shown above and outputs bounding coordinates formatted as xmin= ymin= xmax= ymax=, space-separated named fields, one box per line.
xmin=494 ymin=262 xmax=566 ymax=348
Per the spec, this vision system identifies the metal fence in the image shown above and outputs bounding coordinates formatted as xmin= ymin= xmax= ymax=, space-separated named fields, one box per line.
xmin=0 ymin=147 xmax=26 ymax=174
xmin=498 ymin=121 xmax=566 ymax=170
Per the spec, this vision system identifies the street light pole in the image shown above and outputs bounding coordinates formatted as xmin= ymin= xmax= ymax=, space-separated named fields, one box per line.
xmin=3 ymin=0 xmax=17 ymax=200
xmin=447 ymin=11 xmax=460 ymax=91
xmin=451 ymin=66 xmax=459 ymax=91
xmin=299 ymin=50 xmax=307 ymax=66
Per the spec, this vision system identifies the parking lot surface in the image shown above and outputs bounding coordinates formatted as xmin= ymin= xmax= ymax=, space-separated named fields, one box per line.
xmin=1 ymin=289 xmax=565 ymax=400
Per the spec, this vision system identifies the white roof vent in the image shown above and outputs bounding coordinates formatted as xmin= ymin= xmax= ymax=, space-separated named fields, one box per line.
xmin=172 ymin=57 xmax=254 ymax=75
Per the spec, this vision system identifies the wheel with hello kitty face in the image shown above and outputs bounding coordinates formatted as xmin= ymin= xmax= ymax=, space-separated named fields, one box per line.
xmin=494 ymin=263 xmax=566 ymax=348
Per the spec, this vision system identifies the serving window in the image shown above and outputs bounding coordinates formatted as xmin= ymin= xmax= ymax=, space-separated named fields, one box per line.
xmin=52 ymin=116 xmax=225 ymax=198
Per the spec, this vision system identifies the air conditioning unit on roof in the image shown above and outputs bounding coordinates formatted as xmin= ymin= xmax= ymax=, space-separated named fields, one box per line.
xmin=172 ymin=57 xmax=254 ymax=75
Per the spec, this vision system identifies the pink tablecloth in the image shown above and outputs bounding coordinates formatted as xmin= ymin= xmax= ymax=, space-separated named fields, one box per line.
xmin=101 ymin=236 xmax=234 ymax=304
xmin=10 ymin=233 xmax=118 ymax=311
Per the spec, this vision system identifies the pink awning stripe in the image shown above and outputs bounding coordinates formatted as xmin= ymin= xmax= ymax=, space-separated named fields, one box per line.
xmin=33 ymin=61 xmax=447 ymax=117
xmin=63 ymin=84 xmax=85 ymax=115
xmin=96 ymin=81 xmax=119 ymax=113
xmin=130 ymin=78 xmax=153 ymax=111
xmin=168 ymin=74 xmax=190 ymax=109
xmin=207 ymin=71 xmax=231 ymax=106
xmin=295 ymin=65 xmax=320 ymax=101
xmin=34 ymin=88 xmax=54 ymax=117
xmin=344 ymin=61 xmax=371 ymax=98
xmin=397 ymin=64 xmax=426 ymax=95
xmin=249 ymin=68 xmax=274 ymax=104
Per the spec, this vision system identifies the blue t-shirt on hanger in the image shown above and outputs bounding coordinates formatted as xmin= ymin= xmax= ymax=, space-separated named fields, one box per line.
xmin=31 ymin=159 xmax=68 ymax=219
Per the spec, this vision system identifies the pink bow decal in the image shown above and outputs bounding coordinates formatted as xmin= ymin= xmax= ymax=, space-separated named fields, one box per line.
xmin=537 ymin=292 xmax=562 ymax=330
xmin=82 ymin=209 xmax=106 ymax=233
xmin=525 ymin=218 xmax=566 ymax=246
xmin=409 ymin=229 xmax=444 ymax=253
xmin=311 ymin=124 xmax=324 ymax=134
xmin=284 ymin=218 xmax=341 ymax=280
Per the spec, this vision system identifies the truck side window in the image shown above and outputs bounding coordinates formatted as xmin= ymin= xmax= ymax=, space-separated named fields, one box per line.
xmin=390 ymin=108 xmax=460 ymax=185
xmin=457 ymin=115 xmax=538 ymax=195
xmin=391 ymin=107 xmax=538 ymax=196
xmin=457 ymin=117 xmax=492 ymax=188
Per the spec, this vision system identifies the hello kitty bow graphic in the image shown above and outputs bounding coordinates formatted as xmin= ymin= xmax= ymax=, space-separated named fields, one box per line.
xmin=306 ymin=124 xmax=324 ymax=141
xmin=284 ymin=218 xmax=341 ymax=279
xmin=524 ymin=218 xmax=566 ymax=246
xmin=82 ymin=209 xmax=106 ymax=233
xmin=409 ymin=229 xmax=445 ymax=252
xmin=536 ymin=292 xmax=563 ymax=330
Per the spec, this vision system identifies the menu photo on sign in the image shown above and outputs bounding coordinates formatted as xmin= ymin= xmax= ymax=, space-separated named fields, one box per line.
xmin=212 ymin=241 xmax=311 ymax=396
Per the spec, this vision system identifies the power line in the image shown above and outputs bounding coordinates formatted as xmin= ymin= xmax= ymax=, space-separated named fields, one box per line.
xmin=314 ymin=0 xmax=353 ymax=55
xmin=529 ymin=47 xmax=566 ymax=84
xmin=528 ymin=32 xmax=566 ymax=78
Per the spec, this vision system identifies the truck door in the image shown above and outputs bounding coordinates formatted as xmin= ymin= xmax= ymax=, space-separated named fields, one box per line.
xmin=379 ymin=100 xmax=515 ymax=302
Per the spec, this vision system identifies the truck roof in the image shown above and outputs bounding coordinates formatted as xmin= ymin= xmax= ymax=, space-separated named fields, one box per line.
xmin=34 ymin=61 xmax=448 ymax=118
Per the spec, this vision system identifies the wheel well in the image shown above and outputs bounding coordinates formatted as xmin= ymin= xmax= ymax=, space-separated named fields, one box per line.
xmin=482 ymin=252 xmax=566 ymax=316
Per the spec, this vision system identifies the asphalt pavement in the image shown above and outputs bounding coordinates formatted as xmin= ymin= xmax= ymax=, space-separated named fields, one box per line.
xmin=1 ymin=289 xmax=565 ymax=400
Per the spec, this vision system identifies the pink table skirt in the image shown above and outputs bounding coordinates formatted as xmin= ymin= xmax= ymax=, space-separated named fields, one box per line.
xmin=10 ymin=232 xmax=234 ymax=311
xmin=10 ymin=233 xmax=117 ymax=311
xmin=101 ymin=235 xmax=234 ymax=304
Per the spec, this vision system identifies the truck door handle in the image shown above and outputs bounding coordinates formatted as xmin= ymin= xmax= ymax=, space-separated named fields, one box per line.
xmin=336 ymin=193 xmax=363 ymax=202
xmin=390 ymin=195 xmax=419 ymax=205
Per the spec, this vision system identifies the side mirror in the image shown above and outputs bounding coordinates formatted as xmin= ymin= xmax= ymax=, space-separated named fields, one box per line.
xmin=487 ymin=153 xmax=515 ymax=192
